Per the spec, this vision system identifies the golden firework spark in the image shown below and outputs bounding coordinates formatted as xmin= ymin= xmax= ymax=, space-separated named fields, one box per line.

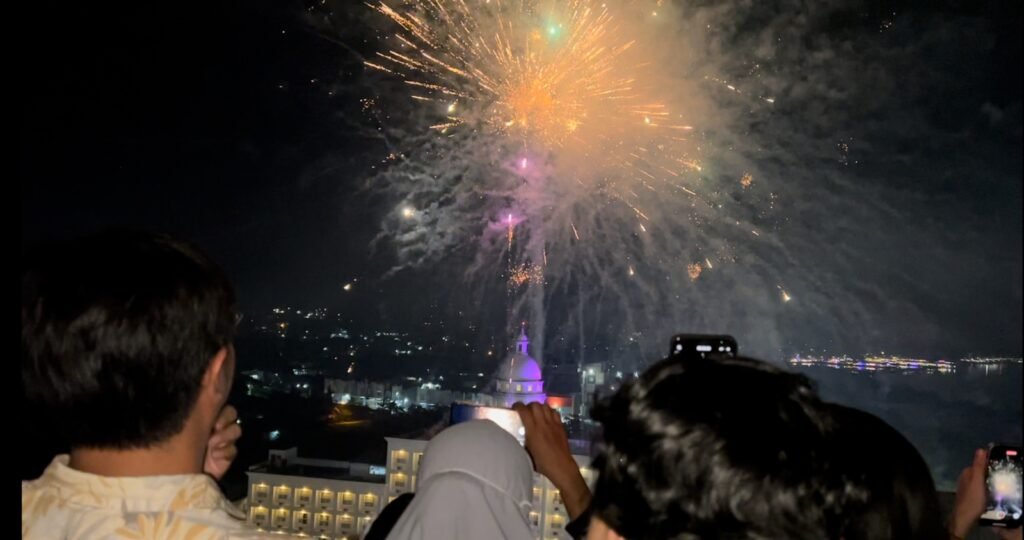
xmin=507 ymin=213 xmax=515 ymax=250
xmin=366 ymin=0 xmax=732 ymax=285
xmin=367 ymin=0 xmax=703 ymax=208
xmin=367 ymin=0 xmax=671 ymax=147
xmin=687 ymin=262 xmax=702 ymax=281
xmin=509 ymin=263 xmax=544 ymax=287
xmin=740 ymin=172 xmax=753 ymax=188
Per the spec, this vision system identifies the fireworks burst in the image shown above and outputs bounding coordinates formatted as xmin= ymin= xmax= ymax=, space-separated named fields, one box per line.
xmin=367 ymin=0 xmax=680 ymax=136
xmin=365 ymin=0 xmax=704 ymax=201
xmin=340 ymin=0 xmax=788 ymax=359
xmin=687 ymin=262 xmax=702 ymax=281
xmin=509 ymin=263 xmax=545 ymax=288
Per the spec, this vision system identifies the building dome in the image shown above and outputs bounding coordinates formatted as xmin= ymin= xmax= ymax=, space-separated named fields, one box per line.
xmin=492 ymin=328 xmax=546 ymax=407
xmin=494 ymin=353 xmax=542 ymax=383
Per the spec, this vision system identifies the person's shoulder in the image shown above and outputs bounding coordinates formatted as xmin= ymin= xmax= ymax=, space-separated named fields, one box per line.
xmin=22 ymin=476 xmax=76 ymax=540
xmin=182 ymin=504 xmax=297 ymax=540
xmin=22 ymin=475 xmax=55 ymax=509
xmin=164 ymin=510 xmax=295 ymax=540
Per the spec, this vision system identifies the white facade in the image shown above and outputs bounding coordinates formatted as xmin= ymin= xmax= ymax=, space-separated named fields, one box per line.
xmin=245 ymin=449 xmax=386 ymax=539
xmin=384 ymin=436 xmax=594 ymax=540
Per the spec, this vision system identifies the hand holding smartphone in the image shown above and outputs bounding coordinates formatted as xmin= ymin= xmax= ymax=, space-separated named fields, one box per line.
xmin=981 ymin=445 xmax=1023 ymax=528
xmin=449 ymin=403 xmax=526 ymax=445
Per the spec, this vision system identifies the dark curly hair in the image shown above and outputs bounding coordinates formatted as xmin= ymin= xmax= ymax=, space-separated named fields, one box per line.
xmin=828 ymin=404 xmax=945 ymax=540
xmin=589 ymin=355 xmax=848 ymax=540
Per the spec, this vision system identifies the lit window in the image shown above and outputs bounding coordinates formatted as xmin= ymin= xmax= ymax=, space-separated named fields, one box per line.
xmin=317 ymin=489 xmax=334 ymax=508
xmin=273 ymin=486 xmax=292 ymax=505
xmin=337 ymin=514 xmax=354 ymax=533
xmin=516 ymin=384 xmax=522 ymax=392
xmin=338 ymin=491 xmax=356 ymax=510
xmin=251 ymin=506 xmax=270 ymax=527
xmin=252 ymin=484 xmax=270 ymax=501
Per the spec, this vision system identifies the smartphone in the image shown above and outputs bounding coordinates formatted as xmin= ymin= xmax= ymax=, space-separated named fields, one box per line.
xmin=670 ymin=334 xmax=738 ymax=361
xmin=450 ymin=403 xmax=525 ymax=445
xmin=980 ymin=445 xmax=1023 ymax=528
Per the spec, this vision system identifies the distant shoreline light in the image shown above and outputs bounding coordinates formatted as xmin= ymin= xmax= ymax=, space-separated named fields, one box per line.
xmin=788 ymin=354 xmax=1021 ymax=374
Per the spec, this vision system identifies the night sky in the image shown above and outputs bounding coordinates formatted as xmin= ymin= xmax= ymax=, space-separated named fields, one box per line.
xmin=20 ymin=0 xmax=1022 ymax=363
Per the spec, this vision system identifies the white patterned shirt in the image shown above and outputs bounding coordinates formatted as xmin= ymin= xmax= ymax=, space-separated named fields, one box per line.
xmin=22 ymin=455 xmax=288 ymax=540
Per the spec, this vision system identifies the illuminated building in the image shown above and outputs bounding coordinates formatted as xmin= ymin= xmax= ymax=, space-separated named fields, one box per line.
xmin=492 ymin=329 xmax=547 ymax=407
xmin=544 ymin=394 xmax=574 ymax=418
xmin=577 ymin=361 xmax=609 ymax=418
xmin=244 ymin=448 xmax=386 ymax=539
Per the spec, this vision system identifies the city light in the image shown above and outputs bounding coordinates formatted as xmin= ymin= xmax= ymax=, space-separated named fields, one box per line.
xmin=788 ymin=354 xmax=956 ymax=374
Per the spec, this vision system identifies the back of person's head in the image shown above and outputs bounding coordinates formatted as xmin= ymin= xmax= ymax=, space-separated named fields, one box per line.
xmin=828 ymin=404 xmax=945 ymax=540
xmin=588 ymin=355 xmax=846 ymax=540
xmin=22 ymin=229 xmax=238 ymax=450
xmin=386 ymin=420 xmax=535 ymax=540
xmin=416 ymin=419 xmax=533 ymax=505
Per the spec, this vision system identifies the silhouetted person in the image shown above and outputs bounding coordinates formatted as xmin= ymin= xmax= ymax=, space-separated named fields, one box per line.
xmin=828 ymin=404 xmax=946 ymax=540
xmin=584 ymin=355 xmax=848 ymax=540
xmin=22 ymin=230 xmax=264 ymax=538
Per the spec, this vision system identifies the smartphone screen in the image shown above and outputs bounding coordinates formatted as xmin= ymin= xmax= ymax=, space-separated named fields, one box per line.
xmin=981 ymin=445 xmax=1023 ymax=527
xmin=450 ymin=403 xmax=526 ymax=445
xmin=670 ymin=334 xmax=738 ymax=361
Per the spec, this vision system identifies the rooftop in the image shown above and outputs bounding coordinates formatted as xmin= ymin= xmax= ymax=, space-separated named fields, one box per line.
xmin=248 ymin=462 xmax=386 ymax=484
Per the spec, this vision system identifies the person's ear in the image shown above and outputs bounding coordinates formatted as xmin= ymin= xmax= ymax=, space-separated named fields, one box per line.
xmin=202 ymin=346 xmax=234 ymax=402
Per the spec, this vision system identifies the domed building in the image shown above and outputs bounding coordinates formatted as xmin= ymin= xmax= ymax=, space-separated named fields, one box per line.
xmin=492 ymin=329 xmax=546 ymax=407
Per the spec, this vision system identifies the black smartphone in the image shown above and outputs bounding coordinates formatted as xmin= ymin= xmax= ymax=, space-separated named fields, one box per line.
xmin=980 ymin=445 xmax=1023 ymax=528
xmin=449 ymin=403 xmax=525 ymax=445
xmin=670 ymin=334 xmax=738 ymax=361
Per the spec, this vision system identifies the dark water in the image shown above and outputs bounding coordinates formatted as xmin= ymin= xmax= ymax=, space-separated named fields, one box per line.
xmin=791 ymin=363 xmax=1023 ymax=491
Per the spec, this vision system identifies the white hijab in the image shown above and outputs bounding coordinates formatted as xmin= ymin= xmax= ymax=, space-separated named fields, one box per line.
xmin=385 ymin=419 xmax=535 ymax=540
